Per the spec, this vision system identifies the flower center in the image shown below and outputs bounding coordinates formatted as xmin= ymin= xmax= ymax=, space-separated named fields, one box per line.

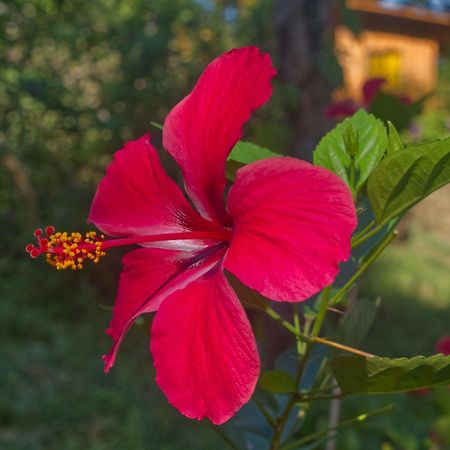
xmin=26 ymin=226 xmax=231 ymax=271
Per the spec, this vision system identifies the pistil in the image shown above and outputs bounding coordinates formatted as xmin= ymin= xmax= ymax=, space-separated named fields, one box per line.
xmin=26 ymin=226 xmax=231 ymax=270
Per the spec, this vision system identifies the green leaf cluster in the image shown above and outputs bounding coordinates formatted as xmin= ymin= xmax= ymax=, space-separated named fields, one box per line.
xmin=332 ymin=354 xmax=450 ymax=394
xmin=367 ymin=137 xmax=450 ymax=227
xmin=313 ymin=109 xmax=387 ymax=193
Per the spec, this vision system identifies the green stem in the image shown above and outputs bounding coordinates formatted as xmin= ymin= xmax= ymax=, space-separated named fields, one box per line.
xmin=313 ymin=336 xmax=375 ymax=358
xmin=295 ymin=391 xmax=344 ymax=402
xmin=263 ymin=304 xmax=299 ymax=335
xmin=299 ymin=385 xmax=337 ymax=397
xmin=269 ymin=288 xmax=332 ymax=450
xmin=330 ymin=229 xmax=398 ymax=307
xmin=281 ymin=405 xmax=396 ymax=450
xmin=349 ymin=157 xmax=356 ymax=200
xmin=292 ymin=304 xmax=303 ymax=356
xmin=351 ymin=222 xmax=386 ymax=248
xmin=262 ymin=304 xmax=374 ymax=357
xmin=253 ymin=395 xmax=276 ymax=428
xmin=311 ymin=287 xmax=331 ymax=338
xmin=149 ymin=121 xmax=163 ymax=130
xmin=352 ymin=219 xmax=376 ymax=243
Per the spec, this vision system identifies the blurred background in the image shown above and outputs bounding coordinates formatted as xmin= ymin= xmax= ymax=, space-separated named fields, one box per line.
xmin=1 ymin=0 xmax=449 ymax=448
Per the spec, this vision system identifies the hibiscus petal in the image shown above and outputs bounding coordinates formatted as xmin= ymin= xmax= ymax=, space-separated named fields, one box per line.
xmin=88 ymin=134 xmax=217 ymax=249
xmin=324 ymin=100 xmax=358 ymax=119
xmin=225 ymin=157 xmax=357 ymax=302
xmin=363 ymin=78 xmax=385 ymax=106
xmin=103 ymin=246 xmax=226 ymax=372
xmin=163 ymin=46 xmax=276 ymax=224
xmin=150 ymin=268 xmax=259 ymax=425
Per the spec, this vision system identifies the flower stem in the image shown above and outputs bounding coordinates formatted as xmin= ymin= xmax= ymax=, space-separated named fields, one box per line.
xmin=280 ymin=404 xmax=395 ymax=450
xmin=269 ymin=287 xmax=332 ymax=450
xmin=311 ymin=287 xmax=331 ymax=339
xmin=295 ymin=391 xmax=344 ymax=402
xmin=351 ymin=222 xmax=385 ymax=248
xmin=292 ymin=304 xmax=303 ymax=356
xmin=351 ymin=219 xmax=376 ymax=244
xmin=312 ymin=337 xmax=375 ymax=358
xmin=262 ymin=304 xmax=374 ymax=358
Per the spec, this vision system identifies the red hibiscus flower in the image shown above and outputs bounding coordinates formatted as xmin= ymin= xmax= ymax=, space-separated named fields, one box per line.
xmin=28 ymin=47 xmax=356 ymax=424
xmin=436 ymin=336 xmax=450 ymax=356
xmin=325 ymin=78 xmax=387 ymax=119
xmin=325 ymin=77 xmax=413 ymax=120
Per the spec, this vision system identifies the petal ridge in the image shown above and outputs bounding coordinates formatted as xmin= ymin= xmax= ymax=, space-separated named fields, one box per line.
xmin=88 ymin=134 xmax=219 ymax=250
xmin=103 ymin=245 xmax=226 ymax=372
xmin=225 ymin=157 xmax=357 ymax=302
xmin=163 ymin=47 xmax=276 ymax=223
xmin=150 ymin=267 xmax=259 ymax=424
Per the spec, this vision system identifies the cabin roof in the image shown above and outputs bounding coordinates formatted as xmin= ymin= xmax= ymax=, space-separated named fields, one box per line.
xmin=347 ymin=0 xmax=450 ymax=26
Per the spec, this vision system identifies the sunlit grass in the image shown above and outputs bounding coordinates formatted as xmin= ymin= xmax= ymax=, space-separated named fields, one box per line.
xmin=361 ymin=223 xmax=450 ymax=357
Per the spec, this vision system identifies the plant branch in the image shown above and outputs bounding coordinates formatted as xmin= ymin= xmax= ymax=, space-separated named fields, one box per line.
xmin=253 ymin=395 xmax=276 ymax=428
xmin=269 ymin=288 xmax=332 ymax=450
xmin=351 ymin=222 xmax=386 ymax=248
xmin=281 ymin=404 xmax=396 ymax=450
xmin=351 ymin=219 xmax=376 ymax=244
xmin=292 ymin=304 xmax=303 ymax=356
xmin=311 ymin=287 xmax=331 ymax=338
xmin=295 ymin=391 xmax=344 ymax=403
xmin=262 ymin=303 xmax=374 ymax=357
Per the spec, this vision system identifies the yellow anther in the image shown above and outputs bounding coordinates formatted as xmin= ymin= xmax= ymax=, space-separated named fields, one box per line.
xmin=44 ymin=229 xmax=106 ymax=271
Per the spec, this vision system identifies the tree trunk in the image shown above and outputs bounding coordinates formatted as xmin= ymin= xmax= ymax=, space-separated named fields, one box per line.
xmin=275 ymin=0 xmax=334 ymax=160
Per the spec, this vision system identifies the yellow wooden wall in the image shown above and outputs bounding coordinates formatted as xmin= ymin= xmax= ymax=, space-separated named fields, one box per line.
xmin=334 ymin=26 xmax=439 ymax=101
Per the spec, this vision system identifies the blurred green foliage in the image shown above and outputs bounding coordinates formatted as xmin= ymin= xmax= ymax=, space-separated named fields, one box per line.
xmin=413 ymin=59 xmax=450 ymax=142
xmin=0 ymin=0 xmax=280 ymax=242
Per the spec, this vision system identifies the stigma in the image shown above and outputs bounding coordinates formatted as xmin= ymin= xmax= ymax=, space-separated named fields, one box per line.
xmin=26 ymin=226 xmax=106 ymax=270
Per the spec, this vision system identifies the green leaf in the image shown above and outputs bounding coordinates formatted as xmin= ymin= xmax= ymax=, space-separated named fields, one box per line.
xmin=227 ymin=141 xmax=282 ymax=165
xmin=313 ymin=109 xmax=387 ymax=191
xmin=331 ymin=354 xmax=450 ymax=394
xmin=258 ymin=370 xmax=295 ymax=394
xmin=343 ymin=123 xmax=358 ymax=158
xmin=386 ymin=121 xmax=403 ymax=154
xmin=367 ymin=137 xmax=450 ymax=225
xmin=341 ymin=297 xmax=381 ymax=347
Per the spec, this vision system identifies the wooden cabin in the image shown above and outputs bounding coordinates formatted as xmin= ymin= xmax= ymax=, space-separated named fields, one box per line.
xmin=334 ymin=0 xmax=450 ymax=101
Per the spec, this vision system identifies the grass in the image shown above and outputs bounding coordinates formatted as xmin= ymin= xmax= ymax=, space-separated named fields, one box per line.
xmin=361 ymin=224 xmax=450 ymax=357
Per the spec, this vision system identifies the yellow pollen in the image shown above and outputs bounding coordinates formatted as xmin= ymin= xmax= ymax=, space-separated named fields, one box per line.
xmin=45 ymin=230 xmax=105 ymax=270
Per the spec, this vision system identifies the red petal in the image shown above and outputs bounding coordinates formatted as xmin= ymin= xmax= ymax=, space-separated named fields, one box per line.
xmin=362 ymin=78 xmax=385 ymax=106
xmin=150 ymin=268 xmax=259 ymax=425
xmin=225 ymin=158 xmax=357 ymax=302
xmin=103 ymin=246 xmax=225 ymax=372
xmin=88 ymin=135 xmax=217 ymax=249
xmin=163 ymin=47 xmax=276 ymax=224
xmin=436 ymin=336 xmax=450 ymax=356
xmin=324 ymin=100 xmax=358 ymax=119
